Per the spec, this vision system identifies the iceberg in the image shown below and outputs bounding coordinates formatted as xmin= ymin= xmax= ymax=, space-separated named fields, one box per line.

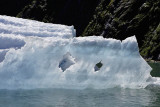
xmin=0 ymin=15 xmax=157 ymax=89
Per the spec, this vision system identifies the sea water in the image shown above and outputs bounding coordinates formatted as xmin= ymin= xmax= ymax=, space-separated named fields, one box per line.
xmin=0 ymin=88 xmax=160 ymax=107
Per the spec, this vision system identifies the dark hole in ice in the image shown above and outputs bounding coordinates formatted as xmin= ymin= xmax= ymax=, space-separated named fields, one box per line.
xmin=94 ymin=61 xmax=103 ymax=71
xmin=59 ymin=52 xmax=75 ymax=72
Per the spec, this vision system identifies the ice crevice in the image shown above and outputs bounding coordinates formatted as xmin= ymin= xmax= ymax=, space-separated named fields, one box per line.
xmin=0 ymin=15 xmax=158 ymax=89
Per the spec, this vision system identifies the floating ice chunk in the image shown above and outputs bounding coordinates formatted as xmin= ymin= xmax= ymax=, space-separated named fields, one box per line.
xmin=0 ymin=15 xmax=154 ymax=89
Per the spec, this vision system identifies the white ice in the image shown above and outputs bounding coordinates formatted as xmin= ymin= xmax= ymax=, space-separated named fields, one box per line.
xmin=0 ymin=15 xmax=158 ymax=89
xmin=0 ymin=15 xmax=75 ymax=39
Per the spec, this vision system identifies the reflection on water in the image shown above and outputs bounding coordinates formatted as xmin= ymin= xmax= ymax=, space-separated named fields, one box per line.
xmin=0 ymin=88 xmax=160 ymax=107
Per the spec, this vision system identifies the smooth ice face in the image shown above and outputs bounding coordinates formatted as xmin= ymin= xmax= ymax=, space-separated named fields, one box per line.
xmin=0 ymin=15 xmax=153 ymax=89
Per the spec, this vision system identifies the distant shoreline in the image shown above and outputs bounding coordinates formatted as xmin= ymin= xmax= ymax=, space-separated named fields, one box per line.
xmin=145 ymin=59 xmax=160 ymax=63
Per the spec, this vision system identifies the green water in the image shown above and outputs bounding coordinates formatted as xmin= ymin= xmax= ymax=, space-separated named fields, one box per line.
xmin=149 ymin=62 xmax=160 ymax=77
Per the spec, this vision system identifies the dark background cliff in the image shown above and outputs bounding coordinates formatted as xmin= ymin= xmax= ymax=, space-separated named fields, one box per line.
xmin=82 ymin=0 xmax=160 ymax=60
xmin=0 ymin=0 xmax=31 ymax=16
xmin=0 ymin=0 xmax=159 ymax=60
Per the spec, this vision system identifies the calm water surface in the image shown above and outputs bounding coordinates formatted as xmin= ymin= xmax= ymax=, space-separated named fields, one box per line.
xmin=0 ymin=88 xmax=160 ymax=107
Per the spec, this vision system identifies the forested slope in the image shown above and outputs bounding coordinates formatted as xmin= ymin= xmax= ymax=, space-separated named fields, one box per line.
xmin=82 ymin=0 xmax=160 ymax=59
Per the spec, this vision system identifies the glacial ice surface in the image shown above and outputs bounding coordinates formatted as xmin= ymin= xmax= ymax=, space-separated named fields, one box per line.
xmin=0 ymin=15 xmax=157 ymax=89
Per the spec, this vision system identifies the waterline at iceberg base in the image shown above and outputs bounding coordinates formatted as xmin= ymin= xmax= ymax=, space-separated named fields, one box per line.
xmin=0 ymin=15 xmax=159 ymax=90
